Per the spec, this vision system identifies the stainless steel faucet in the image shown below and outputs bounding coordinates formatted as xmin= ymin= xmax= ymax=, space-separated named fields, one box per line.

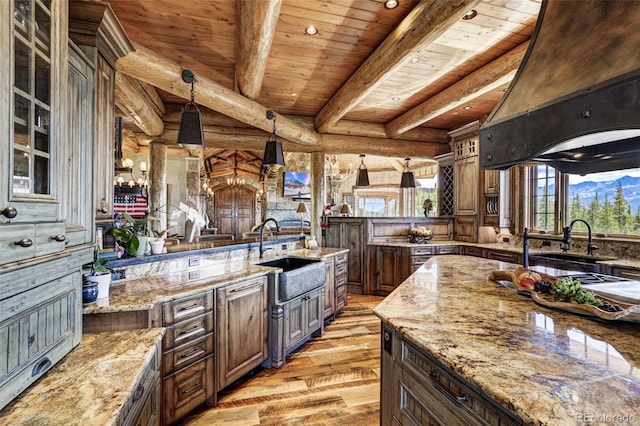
xmin=259 ymin=218 xmax=281 ymax=258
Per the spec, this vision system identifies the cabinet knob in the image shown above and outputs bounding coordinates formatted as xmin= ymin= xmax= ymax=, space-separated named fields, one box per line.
xmin=51 ymin=234 xmax=66 ymax=242
xmin=14 ymin=238 xmax=33 ymax=248
xmin=1 ymin=206 xmax=17 ymax=219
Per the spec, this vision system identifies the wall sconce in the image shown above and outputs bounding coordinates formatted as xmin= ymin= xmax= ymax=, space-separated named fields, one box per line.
xmin=177 ymin=69 xmax=205 ymax=149
xmin=400 ymin=157 xmax=416 ymax=188
xmin=262 ymin=110 xmax=285 ymax=170
xmin=296 ymin=201 xmax=308 ymax=235
xmin=355 ymin=154 xmax=370 ymax=186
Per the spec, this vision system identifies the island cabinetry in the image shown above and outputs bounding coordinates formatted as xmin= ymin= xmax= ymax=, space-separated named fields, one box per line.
xmin=324 ymin=255 xmax=336 ymax=320
xmin=381 ymin=326 xmax=521 ymax=426
xmin=216 ymin=276 xmax=268 ymax=392
xmin=283 ymin=286 xmax=323 ymax=351
xmin=334 ymin=252 xmax=349 ymax=313
xmin=162 ymin=290 xmax=215 ymax=425
xmin=121 ymin=342 xmax=161 ymax=426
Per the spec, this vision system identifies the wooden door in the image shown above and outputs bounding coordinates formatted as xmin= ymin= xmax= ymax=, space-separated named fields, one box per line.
xmin=375 ymin=246 xmax=402 ymax=295
xmin=213 ymin=185 xmax=256 ymax=239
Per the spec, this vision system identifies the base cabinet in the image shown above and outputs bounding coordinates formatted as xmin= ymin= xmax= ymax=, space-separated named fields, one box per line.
xmin=334 ymin=252 xmax=348 ymax=313
xmin=381 ymin=326 xmax=521 ymax=426
xmin=283 ymin=287 xmax=323 ymax=351
xmin=162 ymin=290 xmax=215 ymax=425
xmin=216 ymin=276 xmax=268 ymax=392
xmin=123 ymin=344 xmax=161 ymax=426
xmin=324 ymin=255 xmax=336 ymax=320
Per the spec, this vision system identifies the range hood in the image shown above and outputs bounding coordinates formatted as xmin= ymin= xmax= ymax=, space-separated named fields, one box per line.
xmin=479 ymin=0 xmax=640 ymax=175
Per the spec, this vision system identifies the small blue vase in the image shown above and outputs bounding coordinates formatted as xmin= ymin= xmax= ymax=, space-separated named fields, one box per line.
xmin=82 ymin=282 xmax=99 ymax=305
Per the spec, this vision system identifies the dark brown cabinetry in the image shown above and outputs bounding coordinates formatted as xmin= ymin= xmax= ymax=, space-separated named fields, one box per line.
xmin=325 ymin=218 xmax=366 ymax=294
xmin=324 ymin=255 xmax=335 ymax=320
xmin=334 ymin=252 xmax=348 ymax=313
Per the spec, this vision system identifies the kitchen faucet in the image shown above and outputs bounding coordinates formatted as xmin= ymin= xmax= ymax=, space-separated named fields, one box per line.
xmin=565 ymin=219 xmax=597 ymax=256
xmin=259 ymin=218 xmax=281 ymax=258
xmin=522 ymin=219 xmax=597 ymax=268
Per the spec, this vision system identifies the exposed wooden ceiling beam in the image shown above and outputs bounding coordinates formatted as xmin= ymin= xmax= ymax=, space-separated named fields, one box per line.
xmin=115 ymin=72 xmax=164 ymax=136
xmin=313 ymin=0 xmax=481 ymax=134
xmin=236 ymin=0 xmax=282 ymax=99
xmin=386 ymin=40 xmax=530 ymax=137
xmin=138 ymin=128 xmax=449 ymax=158
xmin=116 ymin=43 xmax=319 ymax=146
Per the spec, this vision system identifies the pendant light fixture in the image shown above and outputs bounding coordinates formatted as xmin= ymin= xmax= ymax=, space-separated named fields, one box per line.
xmin=355 ymin=154 xmax=370 ymax=186
xmin=400 ymin=157 xmax=416 ymax=188
xmin=262 ymin=110 xmax=285 ymax=170
xmin=177 ymin=69 xmax=205 ymax=149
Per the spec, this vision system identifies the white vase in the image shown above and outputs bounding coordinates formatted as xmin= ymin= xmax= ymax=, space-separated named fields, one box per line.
xmin=150 ymin=238 xmax=165 ymax=255
xmin=85 ymin=273 xmax=111 ymax=299
xmin=134 ymin=236 xmax=149 ymax=256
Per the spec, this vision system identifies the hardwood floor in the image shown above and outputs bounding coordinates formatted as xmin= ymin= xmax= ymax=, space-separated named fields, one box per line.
xmin=181 ymin=294 xmax=385 ymax=426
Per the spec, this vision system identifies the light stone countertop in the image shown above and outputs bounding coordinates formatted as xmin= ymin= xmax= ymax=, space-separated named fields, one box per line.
xmin=374 ymin=255 xmax=640 ymax=426
xmin=83 ymin=247 xmax=348 ymax=314
xmin=0 ymin=328 xmax=165 ymax=425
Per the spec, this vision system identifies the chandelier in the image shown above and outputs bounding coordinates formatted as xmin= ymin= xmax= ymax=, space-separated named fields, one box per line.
xmin=227 ymin=151 xmax=246 ymax=186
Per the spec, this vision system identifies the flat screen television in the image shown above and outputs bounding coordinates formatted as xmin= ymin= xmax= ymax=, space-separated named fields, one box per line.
xmin=283 ymin=171 xmax=311 ymax=198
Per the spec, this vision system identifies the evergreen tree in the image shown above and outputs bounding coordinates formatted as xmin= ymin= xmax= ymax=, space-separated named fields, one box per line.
xmin=598 ymin=194 xmax=616 ymax=234
xmin=585 ymin=193 xmax=599 ymax=228
xmin=612 ymin=181 xmax=630 ymax=234
xmin=634 ymin=206 xmax=640 ymax=234
xmin=569 ymin=193 xmax=585 ymax=223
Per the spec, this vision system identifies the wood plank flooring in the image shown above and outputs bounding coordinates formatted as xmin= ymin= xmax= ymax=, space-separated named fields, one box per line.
xmin=180 ymin=294 xmax=385 ymax=426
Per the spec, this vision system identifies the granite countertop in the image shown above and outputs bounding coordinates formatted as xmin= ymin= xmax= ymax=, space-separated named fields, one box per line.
xmin=374 ymin=255 xmax=640 ymax=426
xmin=0 ymin=328 xmax=165 ymax=425
xmin=84 ymin=247 xmax=348 ymax=314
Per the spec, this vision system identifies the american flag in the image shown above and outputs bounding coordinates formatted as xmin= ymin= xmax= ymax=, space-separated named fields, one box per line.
xmin=114 ymin=194 xmax=148 ymax=219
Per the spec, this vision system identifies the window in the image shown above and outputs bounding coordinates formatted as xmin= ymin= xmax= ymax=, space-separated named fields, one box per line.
xmin=530 ymin=165 xmax=557 ymax=232
xmin=415 ymin=177 xmax=438 ymax=217
xmin=354 ymin=188 xmax=399 ymax=217
xmin=568 ymin=168 xmax=640 ymax=237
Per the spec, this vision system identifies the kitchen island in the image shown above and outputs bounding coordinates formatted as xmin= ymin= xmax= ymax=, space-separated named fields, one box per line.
xmin=374 ymin=255 xmax=640 ymax=425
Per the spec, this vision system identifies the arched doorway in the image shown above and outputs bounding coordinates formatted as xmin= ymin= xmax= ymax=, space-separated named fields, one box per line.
xmin=213 ymin=184 xmax=256 ymax=239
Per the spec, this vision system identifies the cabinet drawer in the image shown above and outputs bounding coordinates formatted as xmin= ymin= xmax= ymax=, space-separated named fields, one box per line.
xmin=335 ymin=261 xmax=347 ymax=276
xmin=611 ymin=266 xmax=640 ymax=280
xmin=335 ymin=273 xmax=347 ymax=287
xmin=163 ymin=311 xmax=214 ymax=350
xmin=163 ymin=291 xmax=213 ymax=325
xmin=410 ymin=247 xmax=434 ymax=256
xmin=163 ymin=354 xmax=214 ymax=425
xmin=411 ymin=255 xmax=431 ymax=266
xmin=463 ymin=246 xmax=485 ymax=257
xmin=436 ymin=246 xmax=459 ymax=255
xmin=400 ymin=339 xmax=520 ymax=426
xmin=487 ymin=250 xmax=519 ymax=264
xmin=0 ymin=224 xmax=36 ymax=265
xmin=335 ymin=252 xmax=348 ymax=265
xmin=35 ymin=223 xmax=66 ymax=257
xmin=163 ymin=333 xmax=213 ymax=375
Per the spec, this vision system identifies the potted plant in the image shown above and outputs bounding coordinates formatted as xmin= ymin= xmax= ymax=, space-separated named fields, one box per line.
xmin=106 ymin=213 xmax=155 ymax=257
xmin=83 ymin=248 xmax=114 ymax=300
xmin=149 ymin=228 xmax=167 ymax=255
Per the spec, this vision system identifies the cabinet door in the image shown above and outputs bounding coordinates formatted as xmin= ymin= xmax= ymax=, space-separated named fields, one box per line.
xmin=323 ymin=256 xmax=335 ymax=320
xmin=283 ymin=295 xmax=305 ymax=350
xmin=305 ymin=288 xmax=323 ymax=334
xmin=375 ymin=246 xmax=402 ymax=295
xmin=216 ymin=276 xmax=268 ymax=391
xmin=454 ymin=156 xmax=479 ymax=216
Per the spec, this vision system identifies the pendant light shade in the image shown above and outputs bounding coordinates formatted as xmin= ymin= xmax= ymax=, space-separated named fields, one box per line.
xmin=400 ymin=157 xmax=416 ymax=188
xmin=177 ymin=69 xmax=205 ymax=149
xmin=355 ymin=154 xmax=370 ymax=186
xmin=262 ymin=110 xmax=286 ymax=169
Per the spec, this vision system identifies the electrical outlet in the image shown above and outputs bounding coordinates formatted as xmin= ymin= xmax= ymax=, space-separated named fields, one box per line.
xmin=188 ymin=271 xmax=200 ymax=280
xmin=188 ymin=257 xmax=200 ymax=267
xmin=281 ymin=244 xmax=288 ymax=250
xmin=503 ymin=237 xmax=510 ymax=243
xmin=112 ymin=269 xmax=126 ymax=280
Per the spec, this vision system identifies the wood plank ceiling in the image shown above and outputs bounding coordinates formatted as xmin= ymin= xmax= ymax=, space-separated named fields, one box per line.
xmin=105 ymin=0 xmax=541 ymax=180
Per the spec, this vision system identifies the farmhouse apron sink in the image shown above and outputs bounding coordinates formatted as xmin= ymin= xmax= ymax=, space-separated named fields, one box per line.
xmin=257 ymin=257 xmax=326 ymax=302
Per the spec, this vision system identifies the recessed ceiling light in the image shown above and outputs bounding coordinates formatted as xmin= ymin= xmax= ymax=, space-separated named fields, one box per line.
xmin=463 ymin=105 xmax=472 ymax=110
xmin=305 ymin=25 xmax=318 ymax=35
xmin=384 ymin=0 xmax=399 ymax=9
xmin=410 ymin=57 xmax=419 ymax=64
xmin=392 ymin=96 xmax=400 ymax=101
xmin=462 ymin=9 xmax=477 ymax=20
xmin=452 ymin=112 xmax=459 ymax=115
xmin=291 ymin=92 xmax=297 ymax=97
